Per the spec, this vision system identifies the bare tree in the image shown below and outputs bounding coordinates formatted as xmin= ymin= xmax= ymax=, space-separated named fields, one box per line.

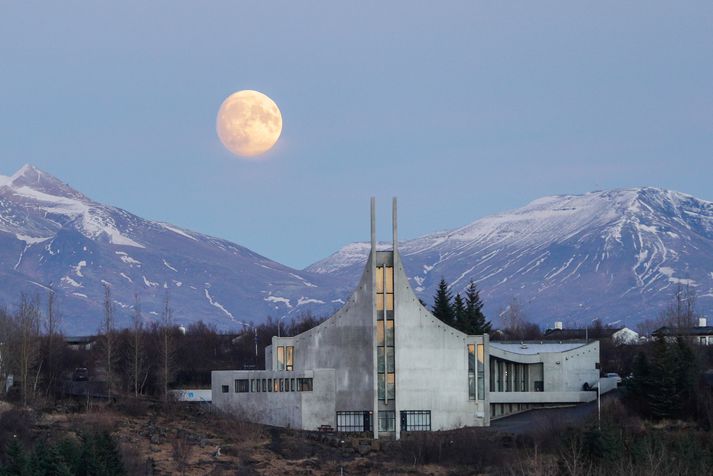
xmin=99 ymin=283 xmax=117 ymax=401
xmin=160 ymin=292 xmax=175 ymax=403
xmin=497 ymin=298 xmax=541 ymax=340
xmin=43 ymin=284 xmax=62 ymax=396
xmin=16 ymin=293 xmax=41 ymax=406
xmin=130 ymin=293 xmax=147 ymax=397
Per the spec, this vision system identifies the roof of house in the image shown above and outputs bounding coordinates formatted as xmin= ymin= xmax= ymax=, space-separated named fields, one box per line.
xmin=542 ymin=327 xmax=624 ymax=340
xmin=652 ymin=326 xmax=713 ymax=337
xmin=490 ymin=341 xmax=590 ymax=355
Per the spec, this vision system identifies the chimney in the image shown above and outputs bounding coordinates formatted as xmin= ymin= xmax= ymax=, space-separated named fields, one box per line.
xmin=698 ymin=317 xmax=707 ymax=327
xmin=554 ymin=321 xmax=563 ymax=330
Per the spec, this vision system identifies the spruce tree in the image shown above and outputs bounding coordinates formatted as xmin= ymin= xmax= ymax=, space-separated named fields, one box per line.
xmin=465 ymin=280 xmax=491 ymax=334
xmin=431 ymin=278 xmax=455 ymax=326
xmin=453 ymin=294 xmax=466 ymax=331
xmin=3 ymin=438 xmax=28 ymax=476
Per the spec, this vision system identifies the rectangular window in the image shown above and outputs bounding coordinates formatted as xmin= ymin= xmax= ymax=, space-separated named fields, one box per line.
xmin=468 ymin=344 xmax=476 ymax=400
xmin=376 ymin=293 xmax=384 ymax=311
xmin=286 ymin=346 xmax=294 ymax=371
xmin=385 ymin=320 xmax=394 ymax=346
xmin=377 ymin=347 xmax=385 ymax=373
xmin=385 ymin=267 xmax=394 ymax=293
xmin=378 ymin=374 xmax=385 ymax=400
xmin=268 ymin=379 xmax=273 ymax=392
xmin=279 ymin=378 xmax=285 ymax=392
xmin=386 ymin=347 xmax=395 ymax=373
xmin=297 ymin=378 xmax=313 ymax=392
xmin=378 ymin=411 xmax=395 ymax=432
xmin=262 ymin=379 xmax=267 ymax=392
xmin=400 ymin=410 xmax=431 ymax=432
xmin=336 ymin=411 xmax=372 ymax=433
xmin=235 ymin=379 xmax=250 ymax=393
xmin=376 ymin=266 xmax=384 ymax=293
xmin=274 ymin=379 xmax=279 ymax=392
xmin=221 ymin=385 xmax=229 ymax=393
xmin=290 ymin=378 xmax=296 ymax=392
xmin=277 ymin=346 xmax=285 ymax=371
xmin=386 ymin=373 xmax=395 ymax=400
xmin=250 ymin=379 xmax=256 ymax=393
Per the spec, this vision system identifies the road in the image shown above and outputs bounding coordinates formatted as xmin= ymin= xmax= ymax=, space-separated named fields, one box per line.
xmin=489 ymin=390 xmax=619 ymax=434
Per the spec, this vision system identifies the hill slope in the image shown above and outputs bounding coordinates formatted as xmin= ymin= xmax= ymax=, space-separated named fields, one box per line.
xmin=0 ymin=165 xmax=348 ymax=334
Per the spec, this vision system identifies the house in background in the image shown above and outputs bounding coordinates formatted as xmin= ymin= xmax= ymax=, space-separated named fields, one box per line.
xmin=653 ymin=318 xmax=713 ymax=345
xmin=544 ymin=321 xmax=640 ymax=345
xmin=212 ymin=199 xmax=610 ymax=438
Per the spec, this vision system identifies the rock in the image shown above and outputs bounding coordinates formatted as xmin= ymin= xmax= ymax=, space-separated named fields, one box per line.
xmin=150 ymin=433 xmax=160 ymax=444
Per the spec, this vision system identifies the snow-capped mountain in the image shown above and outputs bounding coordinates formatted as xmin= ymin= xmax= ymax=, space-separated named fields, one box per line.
xmin=0 ymin=165 xmax=349 ymax=334
xmin=307 ymin=188 xmax=713 ymax=327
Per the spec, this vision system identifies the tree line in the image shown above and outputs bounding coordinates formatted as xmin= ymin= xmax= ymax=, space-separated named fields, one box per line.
xmin=430 ymin=278 xmax=492 ymax=334
xmin=0 ymin=286 xmax=324 ymax=407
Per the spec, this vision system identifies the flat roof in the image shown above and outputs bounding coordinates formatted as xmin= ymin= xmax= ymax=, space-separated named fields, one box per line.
xmin=490 ymin=341 xmax=590 ymax=355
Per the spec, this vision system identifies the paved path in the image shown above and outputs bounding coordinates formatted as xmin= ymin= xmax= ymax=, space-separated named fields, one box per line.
xmin=490 ymin=391 xmax=619 ymax=435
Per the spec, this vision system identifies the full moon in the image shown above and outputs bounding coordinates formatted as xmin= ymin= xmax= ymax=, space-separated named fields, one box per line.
xmin=216 ymin=90 xmax=282 ymax=157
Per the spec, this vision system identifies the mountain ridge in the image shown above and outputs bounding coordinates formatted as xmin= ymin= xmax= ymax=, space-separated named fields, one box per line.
xmin=307 ymin=187 xmax=713 ymax=327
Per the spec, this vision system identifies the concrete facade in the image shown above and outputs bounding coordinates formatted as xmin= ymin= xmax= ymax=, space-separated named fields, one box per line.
xmin=212 ymin=199 xmax=604 ymax=436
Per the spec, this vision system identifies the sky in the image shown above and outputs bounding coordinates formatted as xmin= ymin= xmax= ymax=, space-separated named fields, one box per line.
xmin=1 ymin=1 xmax=711 ymax=269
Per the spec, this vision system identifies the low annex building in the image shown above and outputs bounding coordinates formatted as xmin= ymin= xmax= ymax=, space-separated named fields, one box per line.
xmin=212 ymin=199 xmax=603 ymax=438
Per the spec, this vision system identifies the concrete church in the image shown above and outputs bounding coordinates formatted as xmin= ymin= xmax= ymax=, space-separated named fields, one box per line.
xmin=212 ymin=199 xmax=603 ymax=439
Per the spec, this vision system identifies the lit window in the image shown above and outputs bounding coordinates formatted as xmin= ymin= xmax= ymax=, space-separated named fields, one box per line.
xmin=286 ymin=346 xmax=294 ymax=371
xmin=277 ymin=346 xmax=285 ymax=371
xmin=376 ymin=266 xmax=384 ymax=293
xmin=477 ymin=344 xmax=485 ymax=400
xmin=468 ymin=344 xmax=475 ymax=400
xmin=274 ymin=379 xmax=279 ymax=392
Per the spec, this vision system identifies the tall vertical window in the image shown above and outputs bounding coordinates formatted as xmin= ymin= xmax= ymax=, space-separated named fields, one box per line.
xmin=277 ymin=346 xmax=285 ymax=371
xmin=477 ymin=344 xmax=485 ymax=400
xmin=378 ymin=411 xmax=395 ymax=432
xmin=376 ymin=265 xmax=396 ymax=402
xmin=468 ymin=344 xmax=476 ymax=400
xmin=286 ymin=346 xmax=294 ymax=371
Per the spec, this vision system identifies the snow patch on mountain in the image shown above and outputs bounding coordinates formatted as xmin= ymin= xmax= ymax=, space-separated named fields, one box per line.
xmin=204 ymin=289 xmax=235 ymax=320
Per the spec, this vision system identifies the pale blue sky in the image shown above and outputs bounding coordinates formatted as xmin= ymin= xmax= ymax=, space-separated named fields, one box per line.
xmin=1 ymin=1 xmax=711 ymax=268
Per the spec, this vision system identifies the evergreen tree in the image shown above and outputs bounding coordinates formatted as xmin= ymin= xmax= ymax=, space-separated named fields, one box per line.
xmin=30 ymin=441 xmax=73 ymax=476
xmin=431 ymin=278 xmax=455 ymax=326
xmin=3 ymin=438 xmax=28 ymax=476
xmin=453 ymin=294 xmax=466 ymax=331
xmin=464 ymin=280 xmax=491 ymax=334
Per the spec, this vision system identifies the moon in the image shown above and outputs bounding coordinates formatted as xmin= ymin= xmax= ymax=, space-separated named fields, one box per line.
xmin=216 ymin=90 xmax=282 ymax=157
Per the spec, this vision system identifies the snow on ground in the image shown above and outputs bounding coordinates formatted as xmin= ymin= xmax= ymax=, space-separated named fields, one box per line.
xmin=297 ymin=297 xmax=325 ymax=306
xmin=115 ymin=251 xmax=141 ymax=265
xmin=120 ymin=273 xmax=133 ymax=283
xmin=61 ymin=276 xmax=82 ymax=288
xmin=72 ymin=292 xmax=87 ymax=298
xmin=158 ymin=223 xmax=197 ymax=241
xmin=74 ymin=260 xmax=86 ymax=277
xmin=15 ymin=234 xmax=50 ymax=245
xmin=143 ymin=276 xmax=159 ymax=287
xmin=265 ymin=295 xmax=292 ymax=308
xmin=204 ymin=289 xmax=236 ymax=320
xmin=11 ymin=185 xmax=144 ymax=248
xmin=163 ymin=259 xmax=178 ymax=272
